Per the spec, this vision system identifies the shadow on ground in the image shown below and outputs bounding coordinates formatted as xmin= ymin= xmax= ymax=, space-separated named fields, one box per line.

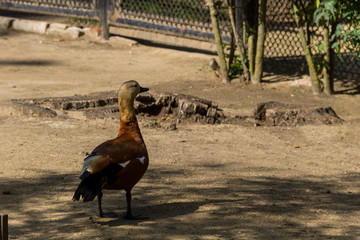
xmin=0 ymin=60 xmax=58 ymax=66
xmin=1 ymin=166 xmax=360 ymax=239
xmin=262 ymin=55 xmax=360 ymax=96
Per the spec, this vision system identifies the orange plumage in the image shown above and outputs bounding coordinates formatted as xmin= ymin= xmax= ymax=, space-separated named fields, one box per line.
xmin=73 ymin=80 xmax=149 ymax=219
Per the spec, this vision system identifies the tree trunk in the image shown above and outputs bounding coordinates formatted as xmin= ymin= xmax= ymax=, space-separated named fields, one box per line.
xmin=248 ymin=34 xmax=256 ymax=78
xmin=292 ymin=1 xmax=321 ymax=95
xmin=227 ymin=0 xmax=250 ymax=82
xmin=228 ymin=31 xmax=236 ymax=70
xmin=322 ymin=26 xmax=333 ymax=95
xmin=253 ymin=0 xmax=267 ymax=84
xmin=329 ymin=20 xmax=337 ymax=94
xmin=207 ymin=0 xmax=230 ymax=84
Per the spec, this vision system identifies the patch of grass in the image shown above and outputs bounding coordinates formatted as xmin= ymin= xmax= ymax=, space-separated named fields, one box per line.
xmin=68 ymin=18 xmax=101 ymax=27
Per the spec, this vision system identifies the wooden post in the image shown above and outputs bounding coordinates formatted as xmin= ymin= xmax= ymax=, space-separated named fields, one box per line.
xmin=235 ymin=0 xmax=242 ymax=35
xmin=0 ymin=213 xmax=8 ymax=240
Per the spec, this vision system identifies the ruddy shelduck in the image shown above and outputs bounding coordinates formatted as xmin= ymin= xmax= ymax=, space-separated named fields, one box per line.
xmin=73 ymin=80 xmax=149 ymax=219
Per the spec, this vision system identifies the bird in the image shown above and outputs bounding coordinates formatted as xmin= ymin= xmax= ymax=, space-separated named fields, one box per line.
xmin=209 ymin=58 xmax=219 ymax=71
xmin=73 ymin=80 xmax=149 ymax=219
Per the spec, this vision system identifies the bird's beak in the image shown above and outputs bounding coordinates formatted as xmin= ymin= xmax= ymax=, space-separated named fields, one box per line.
xmin=139 ymin=87 xmax=149 ymax=93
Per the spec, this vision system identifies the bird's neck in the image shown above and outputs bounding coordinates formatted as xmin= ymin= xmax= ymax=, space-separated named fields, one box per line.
xmin=118 ymin=119 xmax=142 ymax=138
xmin=117 ymin=99 xmax=143 ymax=140
xmin=118 ymin=95 xmax=136 ymax=121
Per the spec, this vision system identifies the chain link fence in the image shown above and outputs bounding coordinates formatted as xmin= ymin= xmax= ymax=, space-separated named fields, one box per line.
xmin=264 ymin=0 xmax=359 ymax=80
xmin=0 ymin=0 xmax=96 ymax=17
xmin=0 ymin=0 xmax=358 ymax=80
xmin=109 ymin=0 xmax=231 ymax=41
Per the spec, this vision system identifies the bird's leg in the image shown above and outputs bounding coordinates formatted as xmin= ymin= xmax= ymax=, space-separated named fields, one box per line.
xmin=97 ymin=191 xmax=117 ymax=218
xmin=97 ymin=191 xmax=104 ymax=217
xmin=123 ymin=190 xmax=148 ymax=220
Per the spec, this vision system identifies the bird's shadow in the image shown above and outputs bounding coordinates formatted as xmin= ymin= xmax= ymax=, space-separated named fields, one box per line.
xmin=92 ymin=201 xmax=202 ymax=227
xmin=91 ymin=198 xmax=233 ymax=227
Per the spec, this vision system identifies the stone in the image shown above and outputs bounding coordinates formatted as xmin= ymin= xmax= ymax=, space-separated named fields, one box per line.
xmin=48 ymin=23 xmax=68 ymax=31
xmin=46 ymin=28 xmax=66 ymax=37
xmin=0 ymin=16 xmax=14 ymax=29
xmin=12 ymin=19 xmax=49 ymax=34
xmin=83 ymin=27 xmax=102 ymax=40
xmin=291 ymin=75 xmax=312 ymax=87
xmin=63 ymin=26 xmax=83 ymax=39
xmin=109 ymin=36 xmax=138 ymax=46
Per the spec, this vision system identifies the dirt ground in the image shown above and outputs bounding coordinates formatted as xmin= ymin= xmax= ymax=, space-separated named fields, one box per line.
xmin=1 ymin=26 xmax=360 ymax=240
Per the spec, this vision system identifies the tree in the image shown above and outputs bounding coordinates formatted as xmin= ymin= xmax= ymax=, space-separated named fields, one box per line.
xmin=290 ymin=0 xmax=360 ymax=95
xmin=290 ymin=0 xmax=322 ymax=94
xmin=207 ymin=0 xmax=230 ymax=83
xmin=315 ymin=0 xmax=360 ymax=59
xmin=253 ymin=0 xmax=267 ymax=83
xmin=207 ymin=0 xmax=267 ymax=84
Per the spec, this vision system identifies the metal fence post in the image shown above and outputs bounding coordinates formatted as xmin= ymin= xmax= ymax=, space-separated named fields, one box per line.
xmin=235 ymin=0 xmax=242 ymax=35
xmin=0 ymin=213 xmax=8 ymax=240
xmin=96 ymin=0 xmax=110 ymax=40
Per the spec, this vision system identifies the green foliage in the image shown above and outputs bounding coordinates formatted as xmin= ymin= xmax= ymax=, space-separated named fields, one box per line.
xmin=314 ymin=0 xmax=360 ymax=59
xmin=70 ymin=18 xmax=100 ymax=26
xmin=228 ymin=56 xmax=245 ymax=78
xmin=313 ymin=53 xmax=325 ymax=74
xmin=223 ymin=45 xmax=246 ymax=79
xmin=314 ymin=0 xmax=336 ymax=25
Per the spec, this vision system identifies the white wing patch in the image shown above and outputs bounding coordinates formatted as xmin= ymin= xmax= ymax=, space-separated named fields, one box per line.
xmin=137 ymin=156 xmax=145 ymax=164
xmin=118 ymin=157 xmax=145 ymax=168
xmin=81 ymin=154 xmax=101 ymax=175
xmin=119 ymin=160 xmax=130 ymax=168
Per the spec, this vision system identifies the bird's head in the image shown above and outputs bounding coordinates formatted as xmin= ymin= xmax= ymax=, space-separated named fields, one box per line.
xmin=118 ymin=80 xmax=149 ymax=103
xmin=118 ymin=80 xmax=149 ymax=122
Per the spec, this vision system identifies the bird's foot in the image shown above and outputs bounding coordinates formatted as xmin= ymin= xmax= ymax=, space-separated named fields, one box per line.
xmin=99 ymin=212 xmax=118 ymax=218
xmin=123 ymin=212 xmax=148 ymax=220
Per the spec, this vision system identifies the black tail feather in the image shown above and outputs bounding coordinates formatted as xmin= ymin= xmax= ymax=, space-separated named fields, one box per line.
xmin=73 ymin=164 xmax=124 ymax=202
xmin=72 ymin=172 xmax=105 ymax=202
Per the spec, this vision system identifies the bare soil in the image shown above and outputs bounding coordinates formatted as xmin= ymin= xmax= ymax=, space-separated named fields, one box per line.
xmin=1 ymin=29 xmax=360 ymax=240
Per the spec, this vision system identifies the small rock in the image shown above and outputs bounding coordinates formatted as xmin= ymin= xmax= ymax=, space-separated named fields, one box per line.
xmin=109 ymin=36 xmax=138 ymax=46
xmin=0 ymin=16 xmax=14 ymax=29
xmin=64 ymin=26 xmax=83 ymax=39
xmin=167 ymin=123 xmax=177 ymax=131
xmin=83 ymin=27 xmax=102 ymax=40
xmin=48 ymin=23 xmax=68 ymax=31
xmin=291 ymin=75 xmax=312 ymax=87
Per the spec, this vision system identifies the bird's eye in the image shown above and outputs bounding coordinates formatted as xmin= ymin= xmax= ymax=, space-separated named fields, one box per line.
xmin=134 ymin=84 xmax=138 ymax=88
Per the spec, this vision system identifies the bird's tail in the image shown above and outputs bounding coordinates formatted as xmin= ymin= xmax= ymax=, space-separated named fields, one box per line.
xmin=72 ymin=172 xmax=105 ymax=202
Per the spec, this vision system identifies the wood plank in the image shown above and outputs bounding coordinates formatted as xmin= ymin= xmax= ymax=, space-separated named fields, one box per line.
xmin=0 ymin=213 xmax=8 ymax=240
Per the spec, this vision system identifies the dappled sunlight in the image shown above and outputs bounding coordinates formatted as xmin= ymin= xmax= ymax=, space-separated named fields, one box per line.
xmin=1 ymin=150 xmax=360 ymax=239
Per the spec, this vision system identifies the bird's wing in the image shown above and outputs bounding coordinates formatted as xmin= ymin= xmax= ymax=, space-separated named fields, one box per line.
xmin=80 ymin=138 xmax=145 ymax=179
